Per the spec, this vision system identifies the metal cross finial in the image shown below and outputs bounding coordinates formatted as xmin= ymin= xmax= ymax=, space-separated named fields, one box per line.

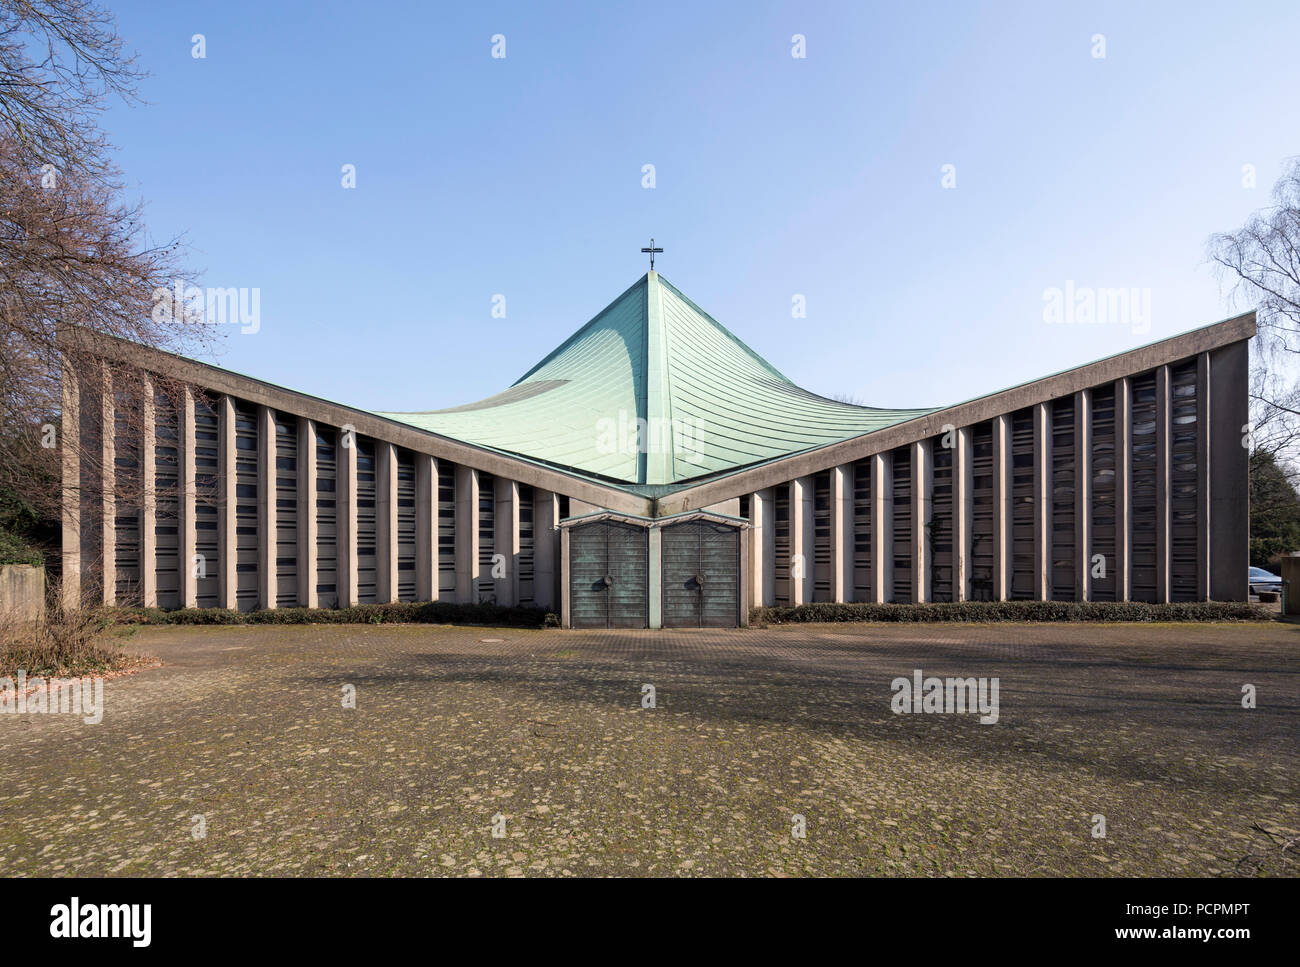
xmin=640 ymin=237 xmax=663 ymax=271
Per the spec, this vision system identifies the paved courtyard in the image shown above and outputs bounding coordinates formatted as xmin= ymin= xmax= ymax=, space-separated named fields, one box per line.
xmin=0 ymin=621 xmax=1296 ymax=877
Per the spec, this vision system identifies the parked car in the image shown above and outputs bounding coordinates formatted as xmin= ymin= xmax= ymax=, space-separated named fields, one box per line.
xmin=1249 ymin=567 xmax=1283 ymax=596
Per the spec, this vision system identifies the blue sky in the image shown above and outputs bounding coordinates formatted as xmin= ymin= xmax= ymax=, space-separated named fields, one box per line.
xmin=101 ymin=0 xmax=1300 ymax=413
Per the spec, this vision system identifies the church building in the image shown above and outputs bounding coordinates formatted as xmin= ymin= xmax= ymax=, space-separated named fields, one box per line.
xmin=60 ymin=270 xmax=1254 ymax=627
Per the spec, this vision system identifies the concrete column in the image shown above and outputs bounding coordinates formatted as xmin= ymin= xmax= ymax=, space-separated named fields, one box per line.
xmin=954 ymin=426 xmax=973 ymax=602
xmin=1030 ymin=404 xmax=1051 ymax=601
xmin=992 ymin=414 xmax=1013 ymax=601
xmin=1209 ymin=341 xmax=1249 ymax=600
xmin=1155 ymin=365 xmax=1171 ymax=603
xmin=415 ymin=454 xmax=438 ymax=602
xmin=179 ymin=388 xmax=198 ymax=609
xmin=790 ymin=476 xmax=815 ymax=605
xmin=749 ymin=488 xmax=776 ymax=608
xmin=871 ymin=452 xmax=893 ymax=602
xmin=297 ymin=418 xmax=318 ymax=608
xmin=455 ymin=465 xmax=479 ymax=603
xmin=337 ymin=428 xmax=358 ymax=608
xmin=831 ymin=464 xmax=854 ymax=602
xmin=911 ymin=440 xmax=932 ymax=603
xmin=533 ymin=489 xmax=559 ymax=610
xmin=493 ymin=476 xmax=519 ymax=607
xmin=648 ymin=525 xmax=662 ymax=629
xmin=60 ymin=363 xmax=81 ymax=610
xmin=256 ymin=404 xmax=276 ymax=610
xmin=1115 ymin=378 xmax=1132 ymax=601
xmin=376 ymin=441 xmax=399 ymax=603
xmin=559 ymin=527 xmax=571 ymax=627
xmin=100 ymin=364 xmax=115 ymax=606
xmin=1196 ymin=353 xmax=1211 ymax=600
xmin=1075 ymin=389 xmax=1092 ymax=601
xmin=217 ymin=395 xmax=237 ymax=610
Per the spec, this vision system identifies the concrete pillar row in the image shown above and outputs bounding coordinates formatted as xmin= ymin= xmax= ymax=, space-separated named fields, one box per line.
xmin=1075 ymin=389 xmax=1093 ymax=601
xmin=216 ymin=395 xmax=237 ymax=610
xmin=256 ymin=404 xmax=276 ymax=610
xmin=871 ymin=451 xmax=893 ymax=603
xmin=100 ymin=363 xmax=116 ymax=606
xmin=337 ymin=427 xmax=359 ymax=608
xmin=415 ymin=454 xmax=438 ymax=603
xmin=992 ymin=414 xmax=1013 ymax=601
xmin=454 ymin=465 xmax=479 ymax=604
xmin=60 ymin=364 xmax=82 ymax=610
xmin=298 ymin=418 xmax=319 ymax=608
xmin=376 ymin=441 xmax=399 ymax=603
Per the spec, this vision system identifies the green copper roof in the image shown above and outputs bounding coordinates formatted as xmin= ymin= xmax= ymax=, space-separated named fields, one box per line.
xmin=374 ymin=272 xmax=935 ymax=488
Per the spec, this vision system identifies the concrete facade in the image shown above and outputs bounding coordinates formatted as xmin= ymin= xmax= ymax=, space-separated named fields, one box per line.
xmin=59 ymin=310 xmax=1254 ymax=624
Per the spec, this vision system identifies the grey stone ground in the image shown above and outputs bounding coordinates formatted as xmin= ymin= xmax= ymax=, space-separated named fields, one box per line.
xmin=0 ymin=621 xmax=1296 ymax=877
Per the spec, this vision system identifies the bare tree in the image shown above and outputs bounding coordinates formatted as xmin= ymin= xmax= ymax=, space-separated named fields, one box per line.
xmin=1210 ymin=158 xmax=1300 ymax=480
xmin=0 ymin=0 xmax=141 ymax=179
xmin=0 ymin=2 xmax=217 ymax=594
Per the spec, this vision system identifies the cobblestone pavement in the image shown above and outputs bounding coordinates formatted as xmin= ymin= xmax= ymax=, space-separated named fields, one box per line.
xmin=1 ymin=622 xmax=1296 ymax=877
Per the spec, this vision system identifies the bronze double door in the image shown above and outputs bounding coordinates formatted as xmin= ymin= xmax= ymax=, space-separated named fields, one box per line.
xmin=660 ymin=521 xmax=740 ymax=628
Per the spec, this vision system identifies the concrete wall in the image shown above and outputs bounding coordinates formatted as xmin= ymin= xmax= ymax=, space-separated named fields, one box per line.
xmin=0 ymin=565 xmax=45 ymax=623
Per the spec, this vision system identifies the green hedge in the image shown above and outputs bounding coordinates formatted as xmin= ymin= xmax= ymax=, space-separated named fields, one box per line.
xmin=114 ymin=601 xmax=559 ymax=628
xmin=750 ymin=600 xmax=1270 ymax=625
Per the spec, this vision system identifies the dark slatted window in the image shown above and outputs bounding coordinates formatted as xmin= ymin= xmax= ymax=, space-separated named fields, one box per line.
xmin=518 ymin=483 xmax=535 ymax=605
xmin=155 ymin=389 xmax=181 ymax=609
xmin=970 ymin=422 xmax=995 ymax=601
xmin=1050 ymin=400 xmax=1076 ymax=600
xmin=315 ymin=426 xmax=338 ymax=606
xmin=355 ymin=438 xmax=377 ymax=604
xmin=1011 ymin=409 xmax=1036 ymax=600
xmin=852 ymin=458 xmax=873 ymax=602
xmin=438 ymin=463 xmax=457 ymax=597
xmin=234 ymin=402 xmax=259 ymax=611
xmin=891 ymin=447 xmax=912 ymax=603
xmin=193 ymin=395 xmax=220 ymax=608
xmin=113 ymin=383 xmax=141 ymax=605
xmin=396 ymin=448 xmax=417 ymax=602
xmin=1090 ymin=385 xmax=1118 ymax=601
xmin=931 ymin=438 xmax=954 ymax=602
xmin=274 ymin=414 xmax=298 ymax=607
xmin=773 ymin=485 xmax=791 ymax=606
xmin=1130 ymin=372 xmax=1159 ymax=602
xmin=812 ymin=471 xmax=832 ymax=602
xmin=1170 ymin=361 xmax=1200 ymax=601
xmin=477 ymin=472 xmax=495 ymax=603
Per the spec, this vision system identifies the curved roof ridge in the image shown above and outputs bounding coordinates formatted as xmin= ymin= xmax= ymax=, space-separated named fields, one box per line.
xmin=513 ymin=274 xmax=649 ymax=386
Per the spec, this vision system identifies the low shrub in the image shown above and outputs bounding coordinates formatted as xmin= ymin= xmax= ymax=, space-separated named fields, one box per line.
xmin=0 ymin=602 xmax=131 ymax=677
xmin=750 ymin=600 xmax=1270 ymax=625
xmin=113 ymin=600 xmax=557 ymax=629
